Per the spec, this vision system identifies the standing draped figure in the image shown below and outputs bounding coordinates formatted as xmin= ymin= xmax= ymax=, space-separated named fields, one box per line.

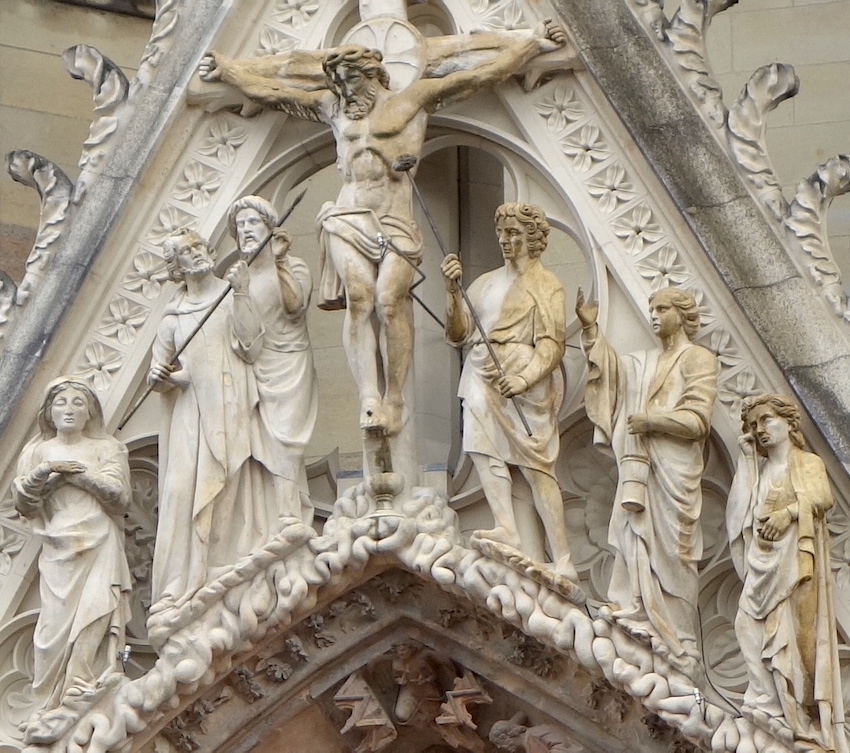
xmin=147 ymin=230 xmax=263 ymax=614
xmin=577 ymin=287 xmax=717 ymax=680
xmin=13 ymin=377 xmax=131 ymax=745
xmin=728 ymin=394 xmax=847 ymax=752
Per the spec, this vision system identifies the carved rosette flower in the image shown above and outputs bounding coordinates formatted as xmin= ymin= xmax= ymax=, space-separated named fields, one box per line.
xmin=708 ymin=328 xmax=741 ymax=371
xmin=257 ymin=26 xmax=298 ymax=56
xmin=536 ymin=84 xmax=584 ymax=133
xmin=718 ymin=368 xmax=760 ymax=418
xmin=198 ymin=118 xmax=247 ymax=167
xmin=78 ymin=340 xmax=124 ymax=391
xmin=98 ymin=296 xmax=148 ymax=346
xmin=147 ymin=205 xmax=196 ymax=246
xmin=473 ymin=0 xmax=527 ymax=31
xmin=586 ymin=164 xmax=636 ymax=213
xmin=610 ymin=205 xmax=665 ymax=254
xmin=470 ymin=0 xmax=499 ymax=13
xmin=174 ymin=162 xmax=223 ymax=209
xmin=635 ymin=245 xmax=689 ymax=290
xmin=125 ymin=251 xmax=169 ymax=299
xmin=272 ymin=0 xmax=319 ymax=30
xmin=559 ymin=125 xmax=610 ymax=172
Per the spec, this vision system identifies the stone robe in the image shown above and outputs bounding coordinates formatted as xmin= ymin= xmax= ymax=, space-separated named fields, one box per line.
xmin=150 ymin=283 xmax=263 ymax=608
xmin=13 ymin=436 xmax=131 ymax=715
xmin=451 ymin=262 xmax=566 ymax=478
xmin=583 ymin=331 xmax=717 ymax=675
xmin=727 ymin=445 xmax=847 ymax=751
xmin=236 ymin=254 xmax=318 ymax=520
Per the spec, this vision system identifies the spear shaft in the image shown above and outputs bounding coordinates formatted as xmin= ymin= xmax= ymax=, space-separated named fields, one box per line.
xmin=394 ymin=156 xmax=533 ymax=437
xmin=117 ymin=188 xmax=306 ymax=431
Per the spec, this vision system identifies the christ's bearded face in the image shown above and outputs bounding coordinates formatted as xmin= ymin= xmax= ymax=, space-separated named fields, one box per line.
xmin=330 ymin=63 xmax=379 ymax=119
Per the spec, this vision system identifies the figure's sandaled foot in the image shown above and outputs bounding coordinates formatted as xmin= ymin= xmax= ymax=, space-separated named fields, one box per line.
xmin=553 ymin=555 xmax=579 ymax=584
xmin=470 ymin=526 xmax=522 ymax=550
xmin=382 ymin=399 xmax=404 ymax=437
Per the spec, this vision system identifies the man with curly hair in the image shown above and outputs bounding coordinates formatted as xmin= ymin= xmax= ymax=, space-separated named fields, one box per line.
xmin=200 ymin=22 xmax=566 ymax=438
xmin=442 ymin=203 xmax=576 ymax=581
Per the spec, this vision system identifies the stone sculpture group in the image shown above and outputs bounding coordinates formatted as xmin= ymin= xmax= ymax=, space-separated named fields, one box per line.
xmin=9 ymin=8 xmax=848 ymax=753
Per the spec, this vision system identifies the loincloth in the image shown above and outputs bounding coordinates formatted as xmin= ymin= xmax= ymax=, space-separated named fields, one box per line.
xmin=316 ymin=203 xmax=423 ymax=310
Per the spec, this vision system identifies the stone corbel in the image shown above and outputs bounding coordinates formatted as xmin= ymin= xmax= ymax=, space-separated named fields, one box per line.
xmin=785 ymin=155 xmax=850 ymax=320
xmin=4 ymin=151 xmax=73 ymax=311
xmin=663 ymin=0 xmax=739 ymax=127
xmin=334 ymin=671 xmax=397 ymax=752
xmin=434 ymin=671 xmax=492 ymax=752
xmin=63 ymin=45 xmax=130 ymax=203
xmin=727 ymin=63 xmax=799 ymax=221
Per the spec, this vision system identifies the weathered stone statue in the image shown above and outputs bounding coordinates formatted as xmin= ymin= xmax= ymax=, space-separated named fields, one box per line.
xmin=576 ymin=287 xmax=717 ymax=679
xmin=226 ymin=196 xmax=319 ymax=522
xmin=13 ymin=377 xmax=132 ymax=745
xmin=199 ymin=22 xmax=566 ymax=439
xmin=442 ymin=203 xmax=576 ymax=582
xmin=147 ymin=230 xmax=258 ymax=612
xmin=727 ymin=394 xmax=847 ymax=751
xmin=148 ymin=223 xmax=317 ymax=615
xmin=489 ymin=713 xmax=582 ymax=752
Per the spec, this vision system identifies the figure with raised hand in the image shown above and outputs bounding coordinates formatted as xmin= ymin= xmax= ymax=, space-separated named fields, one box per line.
xmin=441 ymin=203 xmax=576 ymax=582
xmin=576 ymin=286 xmax=717 ymax=679
xmin=13 ymin=377 xmax=131 ymax=745
xmin=200 ymin=21 xmax=566 ymax=439
xmin=226 ymin=196 xmax=319 ymax=522
xmin=727 ymin=394 xmax=847 ymax=751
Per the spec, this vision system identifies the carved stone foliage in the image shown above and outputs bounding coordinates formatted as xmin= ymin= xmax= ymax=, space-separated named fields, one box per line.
xmin=786 ymin=155 xmax=850 ymax=320
xmin=63 ymin=45 xmax=130 ymax=203
xmin=3 ymin=151 xmax=73 ymax=312
xmin=727 ymin=63 xmax=799 ymax=221
xmin=664 ymin=0 xmax=738 ymax=127
xmin=135 ymin=0 xmax=179 ymax=88
xmin=70 ymin=112 xmax=247 ymax=396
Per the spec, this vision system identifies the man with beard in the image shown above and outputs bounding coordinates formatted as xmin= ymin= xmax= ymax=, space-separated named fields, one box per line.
xmin=199 ymin=21 xmax=566 ymax=439
xmin=226 ymin=195 xmax=319 ymax=525
xmin=147 ymin=230 xmax=260 ymax=612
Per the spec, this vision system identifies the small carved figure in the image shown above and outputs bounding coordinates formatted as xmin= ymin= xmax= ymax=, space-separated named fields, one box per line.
xmin=227 ymin=196 xmax=319 ymax=520
xmin=200 ymin=23 xmax=566 ymax=438
xmin=489 ymin=713 xmax=583 ymax=752
xmin=442 ymin=203 xmax=576 ymax=581
xmin=727 ymin=394 xmax=847 ymax=751
xmin=392 ymin=641 xmax=456 ymax=728
xmin=13 ymin=377 xmax=132 ymax=744
xmin=576 ymin=287 xmax=717 ymax=679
